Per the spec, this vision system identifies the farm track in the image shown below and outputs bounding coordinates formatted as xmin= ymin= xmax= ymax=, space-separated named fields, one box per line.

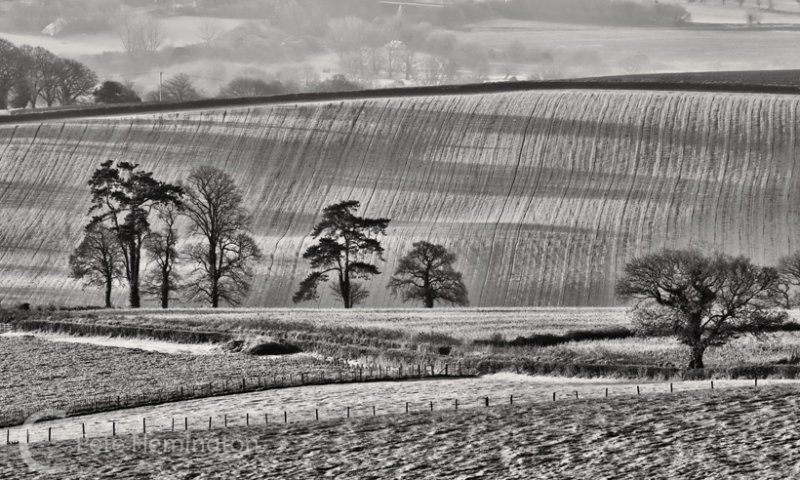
xmin=3 ymin=85 xmax=800 ymax=307
xmin=2 ymin=383 xmax=799 ymax=479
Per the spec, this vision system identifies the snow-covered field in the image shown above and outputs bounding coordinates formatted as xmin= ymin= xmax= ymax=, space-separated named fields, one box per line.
xmin=10 ymin=373 xmax=797 ymax=444
xmin=0 ymin=332 xmax=217 ymax=355
xmin=3 ymin=383 xmax=799 ymax=478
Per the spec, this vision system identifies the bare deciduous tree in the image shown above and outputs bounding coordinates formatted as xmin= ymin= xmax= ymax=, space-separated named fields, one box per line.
xmin=117 ymin=13 xmax=165 ymax=54
xmin=162 ymin=73 xmax=203 ymax=102
xmin=56 ymin=58 xmax=98 ymax=105
xmin=388 ymin=241 xmax=468 ymax=308
xmin=770 ymin=251 xmax=800 ymax=309
xmin=18 ymin=45 xmax=60 ymax=108
xmin=69 ymin=224 xmax=124 ymax=308
xmin=0 ymin=39 xmax=24 ymax=110
xmin=198 ymin=21 xmax=221 ymax=48
xmin=183 ymin=167 xmax=262 ymax=307
xmin=616 ymin=249 xmax=785 ymax=369
xmin=142 ymin=204 xmax=181 ymax=309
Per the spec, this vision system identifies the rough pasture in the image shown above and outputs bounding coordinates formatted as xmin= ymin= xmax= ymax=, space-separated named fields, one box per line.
xmin=2 ymin=88 xmax=800 ymax=307
xmin=0 ymin=335 xmax=349 ymax=418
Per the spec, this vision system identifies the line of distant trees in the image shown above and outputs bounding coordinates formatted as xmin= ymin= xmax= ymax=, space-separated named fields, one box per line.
xmin=0 ymin=39 xmax=98 ymax=110
xmin=70 ymin=163 xmax=468 ymax=309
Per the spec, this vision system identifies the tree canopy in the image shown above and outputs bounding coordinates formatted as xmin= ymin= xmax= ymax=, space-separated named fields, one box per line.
xmin=388 ymin=241 xmax=468 ymax=308
xmin=293 ymin=200 xmax=389 ymax=308
xmin=616 ymin=249 xmax=785 ymax=369
xmin=182 ymin=166 xmax=262 ymax=307
xmin=87 ymin=161 xmax=183 ymax=308
xmin=69 ymin=223 xmax=124 ymax=308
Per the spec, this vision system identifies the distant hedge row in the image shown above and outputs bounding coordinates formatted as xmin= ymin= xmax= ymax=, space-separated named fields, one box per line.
xmin=4 ymin=78 xmax=800 ymax=126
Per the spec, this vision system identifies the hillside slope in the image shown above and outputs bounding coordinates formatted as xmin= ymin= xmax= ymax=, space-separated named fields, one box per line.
xmin=1 ymin=88 xmax=799 ymax=307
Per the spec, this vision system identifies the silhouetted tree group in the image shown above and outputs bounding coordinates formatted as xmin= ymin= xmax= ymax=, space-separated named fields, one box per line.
xmin=71 ymin=162 xmax=261 ymax=309
xmin=293 ymin=200 xmax=469 ymax=309
xmin=71 ymin=165 xmax=468 ymax=309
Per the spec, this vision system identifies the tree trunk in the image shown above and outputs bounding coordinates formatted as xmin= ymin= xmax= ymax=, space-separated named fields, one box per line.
xmin=160 ymin=269 xmax=169 ymax=309
xmin=423 ymin=270 xmax=434 ymax=308
xmin=209 ymin=242 xmax=219 ymax=308
xmin=688 ymin=344 xmax=706 ymax=370
xmin=340 ymin=279 xmax=352 ymax=309
xmin=424 ymin=294 xmax=434 ymax=308
xmin=128 ymin=241 xmax=141 ymax=308
xmin=129 ymin=281 xmax=140 ymax=308
xmin=105 ymin=278 xmax=113 ymax=309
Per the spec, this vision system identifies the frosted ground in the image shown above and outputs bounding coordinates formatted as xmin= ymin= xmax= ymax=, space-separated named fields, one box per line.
xmin=3 ymin=384 xmax=799 ymax=479
xmin=10 ymin=373 xmax=799 ymax=444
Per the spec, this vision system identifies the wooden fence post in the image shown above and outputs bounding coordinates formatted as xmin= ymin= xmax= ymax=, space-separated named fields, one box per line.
xmin=670 ymin=383 xmax=673 ymax=393
xmin=510 ymin=395 xmax=513 ymax=405
xmin=48 ymin=427 xmax=51 ymax=443
xmin=553 ymin=392 xmax=556 ymax=402
xmin=143 ymin=418 xmax=146 ymax=434
xmin=208 ymin=417 xmax=212 ymax=430
xmin=637 ymin=386 xmax=640 ymax=395
xmin=246 ymin=413 xmax=250 ymax=426
xmin=284 ymin=411 xmax=287 ymax=424
xmin=347 ymin=407 xmax=350 ymax=418
xmin=171 ymin=418 xmax=175 ymax=432
xmin=224 ymin=415 xmax=228 ymax=428
xmin=373 ymin=406 xmax=376 ymax=416
xmin=455 ymin=399 xmax=458 ymax=411
xmin=406 ymin=402 xmax=409 ymax=413
xmin=185 ymin=417 xmax=188 ymax=431
xmin=485 ymin=397 xmax=489 ymax=407
xmin=112 ymin=422 xmax=115 ymax=436
xmin=264 ymin=414 xmax=268 ymax=425
xmin=605 ymin=388 xmax=608 ymax=398
xmin=82 ymin=423 xmax=85 ymax=439
xmin=315 ymin=409 xmax=319 ymax=421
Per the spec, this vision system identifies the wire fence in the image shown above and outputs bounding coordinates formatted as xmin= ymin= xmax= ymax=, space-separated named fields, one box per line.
xmin=5 ymin=377 xmax=769 ymax=445
xmin=0 ymin=362 xmax=477 ymax=430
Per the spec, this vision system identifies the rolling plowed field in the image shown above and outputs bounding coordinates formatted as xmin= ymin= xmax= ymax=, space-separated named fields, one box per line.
xmin=2 ymin=88 xmax=799 ymax=307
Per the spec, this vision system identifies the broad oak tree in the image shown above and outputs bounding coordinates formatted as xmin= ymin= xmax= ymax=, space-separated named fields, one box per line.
xmin=293 ymin=200 xmax=390 ymax=308
xmin=87 ymin=161 xmax=183 ymax=308
xmin=616 ymin=249 xmax=784 ymax=369
xmin=183 ymin=166 xmax=262 ymax=307
xmin=388 ymin=241 xmax=469 ymax=308
xmin=69 ymin=223 xmax=124 ymax=308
